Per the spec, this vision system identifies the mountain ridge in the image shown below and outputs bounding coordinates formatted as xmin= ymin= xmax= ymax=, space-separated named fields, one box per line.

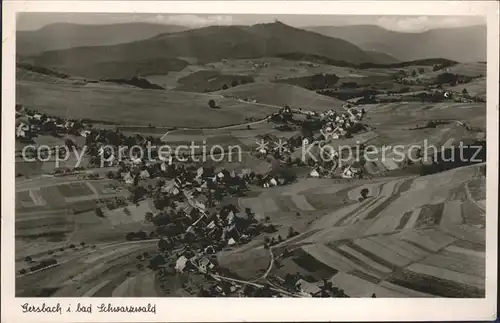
xmin=305 ymin=24 xmax=486 ymax=63
xmin=23 ymin=22 xmax=397 ymax=79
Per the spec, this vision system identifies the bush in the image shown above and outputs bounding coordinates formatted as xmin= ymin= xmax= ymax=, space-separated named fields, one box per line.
xmin=208 ymin=99 xmax=216 ymax=109
xmin=69 ymin=244 xmax=75 ymax=249
xmin=24 ymin=256 xmax=32 ymax=263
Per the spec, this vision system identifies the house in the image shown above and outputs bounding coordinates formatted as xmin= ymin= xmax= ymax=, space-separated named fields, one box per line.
xmin=342 ymin=166 xmax=354 ymax=179
xmin=295 ymin=279 xmax=321 ymax=296
xmin=123 ymin=172 xmax=134 ymax=184
xmin=198 ymin=257 xmax=215 ymax=273
xmin=309 ymin=169 xmax=320 ymax=178
xmin=139 ymin=169 xmax=150 ymax=179
xmin=80 ymin=130 xmax=91 ymax=138
xmin=175 ymin=256 xmax=189 ymax=272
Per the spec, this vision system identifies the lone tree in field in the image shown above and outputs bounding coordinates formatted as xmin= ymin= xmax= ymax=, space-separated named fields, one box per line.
xmin=360 ymin=188 xmax=369 ymax=200
xmin=208 ymin=99 xmax=216 ymax=109
xmin=145 ymin=212 xmax=154 ymax=223
xmin=222 ymin=84 xmax=228 ymax=90
xmin=462 ymin=88 xmax=469 ymax=96
xmin=24 ymin=256 xmax=32 ymax=263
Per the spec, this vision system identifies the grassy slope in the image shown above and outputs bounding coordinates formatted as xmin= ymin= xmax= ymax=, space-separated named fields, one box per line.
xmin=218 ymin=82 xmax=346 ymax=112
xmin=16 ymin=81 xmax=278 ymax=127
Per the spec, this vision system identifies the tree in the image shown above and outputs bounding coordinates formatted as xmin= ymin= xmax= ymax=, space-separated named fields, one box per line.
xmin=462 ymin=88 xmax=469 ymax=96
xmin=145 ymin=212 xmax=154 ymax=222
xmin=208 ymin=99 xmax=216 ymax=109
xmin=149 ymin=254 xmax=166 ymax=269
xmin=287 ymin=227 xmax=298 ymax=239
xmin=360 ymin=188 xmax=369 ymax=200
xmin=80 ymin=242 xmax=86 ymax=247
xmin=231 ymin=79 xmax=239 ymax=87
xmin=136 ymin=230 xmax=147 ymax=240
xmin=158 ymin=238 xmax=170 ymax=250
xmin=411 ymin=70 xmax=417 ymax=77
xmin=95 ymin=207 xmax=104 ymax=218
xmin=24 ymin=256 xmax=32 ymax=263
xmin=222 ymin=84 xmax=228 ymax=90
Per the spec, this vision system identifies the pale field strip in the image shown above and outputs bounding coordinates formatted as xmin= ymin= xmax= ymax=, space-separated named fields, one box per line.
xmin=403 ymin=209 xmax=423 ymax=229
xmin=354 ymin=238 xmax=413 ymax=267
xmin=28 ymin=188 xmax=46 ymax=206
xmin=358 ymin=182 xmax=415 ymax=232
xmin=330 ymin=272 xmax=405 ymax=298
xmin=345 ymin=195 xmax=389 ymax=225
xmin=345 ymin=182 xmax=382 ymax=200
xmin=419 ymin=251 xmax=485 ymax=278
xmin=310 ymin=218 xmax=377 ymax=244
xmin=440 ymin=222 xmax=485 ymax=243
xmin=309 ymin=201 xmax=371 ymax=230
xmin=15 ymin=208 xmax=70 ymax=221
xmin=112 ymin=276 xmax=136 ymax=297
xmin=378 ymin=281 xmax=435 ymax=297
xmin=289 ymin=195 xmax=315 ymax=211
xmin=62 ymin=262 xmax=108 ymax=285
xmin=85 ymin=181 xmax=100 ymax=198
xmin=380 ymin=157 xmax=399 ymax=171
xmin=406 ymin=263 xmax=484 ymax=289
xmin=112 ymin=271 xmax=158 ymax=297
xmin=82 ymin=244 xmax=146 ymax=264
xmin=303 ymin=244 xmax=379 ymax=277
xmin=400 ymin=229 xmax=455 ymax=253
xmin=338 ymin=245 xmax=393 ymax=274
xmin=367 ymin=236 xmax=429 ymax=261
xmin=82 ymin=279 xmax=112 ymax=297
xmin=445 ymin=245 xmax=486 ymax=259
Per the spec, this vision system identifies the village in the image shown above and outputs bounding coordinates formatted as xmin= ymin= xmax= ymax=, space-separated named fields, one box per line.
xmin=15 ymin=93 xmax=385 ymax=297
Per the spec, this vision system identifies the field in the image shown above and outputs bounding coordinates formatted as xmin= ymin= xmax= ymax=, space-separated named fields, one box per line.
xmin=222 ymin=164 xmax=485 ymax=297
xmin=16 ymin=81 xmax=279 ymax=128
xmin=219 ymin=82 xmax=346 ymax=112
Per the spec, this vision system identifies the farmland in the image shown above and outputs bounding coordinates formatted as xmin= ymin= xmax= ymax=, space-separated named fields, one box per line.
xmin=14 ymin=19 xmax=488 ymax=298
xmin=16 ymin=80 xmax=278 ymax=128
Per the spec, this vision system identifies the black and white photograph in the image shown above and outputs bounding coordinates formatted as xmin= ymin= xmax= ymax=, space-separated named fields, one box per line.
xmin=2 ymin=1 xmax=499 ymax=322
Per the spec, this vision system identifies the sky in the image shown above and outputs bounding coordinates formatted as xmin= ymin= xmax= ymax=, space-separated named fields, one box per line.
xmin=17 ymin=13 xmax=486 ymax=33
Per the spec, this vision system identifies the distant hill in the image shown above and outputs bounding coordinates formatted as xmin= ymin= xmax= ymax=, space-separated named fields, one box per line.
xmin=305 ymin=25 xmax=486 ymax=63
xmin=17 ymin=22 xmax=189 ymax=56
xmin=26 ymin=22 xmax=395 ymax=79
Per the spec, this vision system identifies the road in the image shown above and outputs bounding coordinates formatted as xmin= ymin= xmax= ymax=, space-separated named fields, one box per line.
xmin=160 ymin=116 xmax=271 ymax=141
xmin=16 ymin=239 xmax=160 ymax=278
xmin=465 ymin=181 xmax=485 ymax=213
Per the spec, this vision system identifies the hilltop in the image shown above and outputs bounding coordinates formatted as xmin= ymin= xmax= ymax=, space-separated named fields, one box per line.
xmin=17 ymin=22 xmax=189 ymax=56
xmin=305 ymin=25 xmax=486 ymax=63
xmin=25 ymin=22 xmax=394 ymax=79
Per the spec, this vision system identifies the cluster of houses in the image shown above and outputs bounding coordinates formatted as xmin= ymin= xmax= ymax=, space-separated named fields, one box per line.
xmin=15 ymin=106 xmax=85 ymax=142
xmin=319 ymin=105 xmax=365 ymax=140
